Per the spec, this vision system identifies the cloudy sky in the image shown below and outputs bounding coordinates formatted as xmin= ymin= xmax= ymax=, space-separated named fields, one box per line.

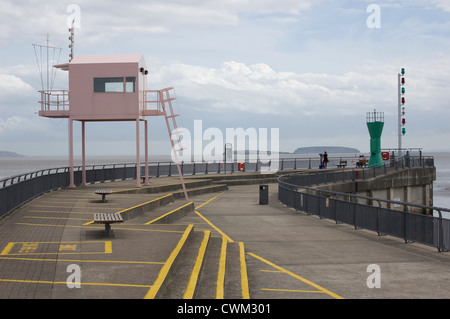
xmin=0 ymin=0 xmax=449 ymax=158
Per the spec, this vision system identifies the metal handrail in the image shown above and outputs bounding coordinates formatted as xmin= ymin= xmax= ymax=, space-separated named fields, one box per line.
xmin=276 ymin=155 xmax=450 ymax=252
xmin=39 ymin=90 xmax=69 ymax=111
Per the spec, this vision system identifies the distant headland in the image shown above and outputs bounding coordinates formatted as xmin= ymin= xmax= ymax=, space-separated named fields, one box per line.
xmin=293 ymin=146 xmax=360 ymax=154
xmin=0 ymin=151 xmax=24 ymax=158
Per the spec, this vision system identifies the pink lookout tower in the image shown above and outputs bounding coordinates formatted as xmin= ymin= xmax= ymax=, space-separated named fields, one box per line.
xmin=38 ymin=53 xmax=188 ymax=199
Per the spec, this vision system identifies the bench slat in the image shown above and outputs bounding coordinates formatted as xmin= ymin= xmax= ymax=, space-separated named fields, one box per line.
xmin=95 ymin=190 xmax=112 ymax=194
xmin=93 ymin=213 xmax=123 ymax=223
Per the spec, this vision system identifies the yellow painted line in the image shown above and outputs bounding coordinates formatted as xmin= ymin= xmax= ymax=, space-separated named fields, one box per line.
xmin=0 ymin=278 xmax=152 ymax=288
xmin=16 ymin=222 xmax=185 ymax=234
xmin=144 ymin=224 xmax=194 ymax=299
xmin=145 ymin=201 xmax=193 ymax=225
xmin=32 ymin=205 xmax=125 ymax=210
xmin=1 ymin=241 xmax=112 ymax=256
xmin=183 ymin=230 xmax=210 ymax=299
xmin=247 ymin=252 xmax=344 ymax=299
xmin=239 ymin=242 xmax=250 ymax=299
xmin=115 ymin=193 xmax=174 ymax=214
xmin=97 ymin=226 xmax=184 ymax=233
xmin=83 ymin=193 xmax=174 ymax=226
xmin=104 ymin=241 xmax=112 ymax=254
xmin=0 ymin=256 xmax=164 ymax=265
xmin=196 ymin=192 xmax=225 ymax=209
xmin=17 ymin=222 xmax=94 ymax=229
xmin=173 ymin=185 xmax=227 ymax=196
xmin=180 ymin=192 xmax=342 ymax=300
xmin=261 ymin=288 xmax=326 ymax=294
xmin=27 ymin=210 xmax=106 ymax=215
xmin=24 ymin=216 xmax=92 ymax=221
xmin=40 ymin=201 xmax=118 ymax=205
xmin=216 ymin=236 xmax=227 ymax=299
xmin=0 ymin=243 xmax=14 ymax=255
xmin=112 ymin=181 xmax=202 ymax=193
xmin=195 ymin=211 xmax=233 ymax=243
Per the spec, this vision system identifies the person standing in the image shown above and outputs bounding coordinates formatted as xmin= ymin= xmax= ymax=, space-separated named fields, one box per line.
xmin=323 ymin=151 xmax=329 ymax=168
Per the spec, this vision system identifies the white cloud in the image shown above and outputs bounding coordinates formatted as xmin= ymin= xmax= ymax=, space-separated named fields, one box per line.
xmin=0 ymin=73 xmax=34 ymax=95
xmin=149 ymin=60 xmax=402 ymax=116
xmin=432 ymin=0 xmax=450 ymax=12
xmin=0 ymin=0 xmax=321 ymax=44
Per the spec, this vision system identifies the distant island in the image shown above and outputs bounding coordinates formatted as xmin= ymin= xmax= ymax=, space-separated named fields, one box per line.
xmin=0 ymin=151 xmax=24 ymax=158
xmin=294 ymin=146 xmax=360 ymax=154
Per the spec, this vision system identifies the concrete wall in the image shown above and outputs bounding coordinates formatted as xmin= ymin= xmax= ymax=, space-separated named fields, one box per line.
xmin=315 ymin=167 xmax=436 ymax=215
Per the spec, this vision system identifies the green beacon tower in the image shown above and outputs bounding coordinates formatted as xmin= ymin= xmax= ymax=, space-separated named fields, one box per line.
xmin=366 ymin=110 xmax=384 ymax=167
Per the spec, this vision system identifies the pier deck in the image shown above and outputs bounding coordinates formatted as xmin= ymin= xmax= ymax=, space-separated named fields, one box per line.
xmin=0 ymin=175 xmax=449 ymax=302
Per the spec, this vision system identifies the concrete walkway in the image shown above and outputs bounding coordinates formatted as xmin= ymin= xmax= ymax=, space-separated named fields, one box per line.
xmin=0 ymin=176 xmax=449 ymax=300
xmin=190 ymin=184 xmax=450 ymax=299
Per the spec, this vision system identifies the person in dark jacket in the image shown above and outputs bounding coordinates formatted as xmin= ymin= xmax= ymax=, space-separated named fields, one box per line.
xmin=323 ymin=151 xmax=329 ymax=168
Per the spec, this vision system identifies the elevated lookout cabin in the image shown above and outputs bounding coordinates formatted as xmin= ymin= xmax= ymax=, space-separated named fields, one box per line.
xmin=38 ymin=54 xmax=187 ymax=198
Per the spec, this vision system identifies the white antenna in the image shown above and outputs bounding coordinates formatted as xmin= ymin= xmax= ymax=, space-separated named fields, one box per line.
xmin=32 ymin=34 xmax=62 ymax=92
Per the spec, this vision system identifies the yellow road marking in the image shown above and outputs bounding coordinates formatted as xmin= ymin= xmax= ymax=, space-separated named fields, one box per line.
xmin=27 ymin=210 xmax=108 ymax=215
xmin=195 ymin=211 xmax=232 ymax=242
xmin=261 ymin=288 xmax=326 ymax=294
xmin=1 ymin=241 xmax=112 ymax=256
xmin=247 ymin=252 xmax=344 ymax=299
xmin=40 ymin=201 xmax=118 ymax=205
xmin=144 ymin=224 xmax=194 ymax=299
xmin=115 ymin=193 xmax=173 ymax=215
xmin=0 ymin=256 xmax=164 ymax=265
xmin=24 ymin=216 xmax=92 ymax=221
xmin=183 ymin=230 xmax=210 ymax=299
xmin=196 ymin=192 xmax=225 ymax=209
xmin=216 ymin=236 xmax=227 ymax=299
xmin=32 ymin=205 xmax=125 ymax=210
xmin=239 ymin=242 xmax=250 ymax=299
xmin=16 ymin=222 xmax=185 ymax=234
xmin=145 ymin=201 xmax=193 ymax=225
xmin=0 ymin=278 xmax=152 ymax=288
xmin=83 ymin=193 xmax=174 ymax=225
xmin=188 ymin=191 xmax=343 ymax=300
xmin=0 ymin=243 xmax=14 ymax=256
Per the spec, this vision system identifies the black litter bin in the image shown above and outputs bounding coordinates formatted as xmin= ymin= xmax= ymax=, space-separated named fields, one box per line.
xmin=259 ymin=185 xmax=268 ymax=205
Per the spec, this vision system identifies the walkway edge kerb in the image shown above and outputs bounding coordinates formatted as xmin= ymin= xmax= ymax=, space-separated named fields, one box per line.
xmin=144 ymin=224 xmax=194 ymax=299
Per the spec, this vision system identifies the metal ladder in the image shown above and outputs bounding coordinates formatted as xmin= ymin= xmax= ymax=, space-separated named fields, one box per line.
xmin=157 ymin=87 xmax=189 ymax=200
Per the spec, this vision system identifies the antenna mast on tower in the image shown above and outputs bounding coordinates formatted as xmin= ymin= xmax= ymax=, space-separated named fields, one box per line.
xmin=32 ymin=34 xmax=62 ymax=92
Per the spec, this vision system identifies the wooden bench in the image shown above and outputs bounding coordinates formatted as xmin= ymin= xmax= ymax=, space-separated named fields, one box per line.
xmin=93 ymin=213 xmax=123 ymax=237
xmin=95 ymin=189 xmax=112 ymax=202
xmin=337 ymin=160 xmax=347 ymax=168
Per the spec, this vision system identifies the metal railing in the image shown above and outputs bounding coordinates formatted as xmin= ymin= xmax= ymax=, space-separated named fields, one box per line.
xmin=277 ymin=156 xmax=449 ymax=252
xmin=0 ymin=155 xmax=435 ymax=219
xmin=39 ymin=90 xmax=69 ymax=112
